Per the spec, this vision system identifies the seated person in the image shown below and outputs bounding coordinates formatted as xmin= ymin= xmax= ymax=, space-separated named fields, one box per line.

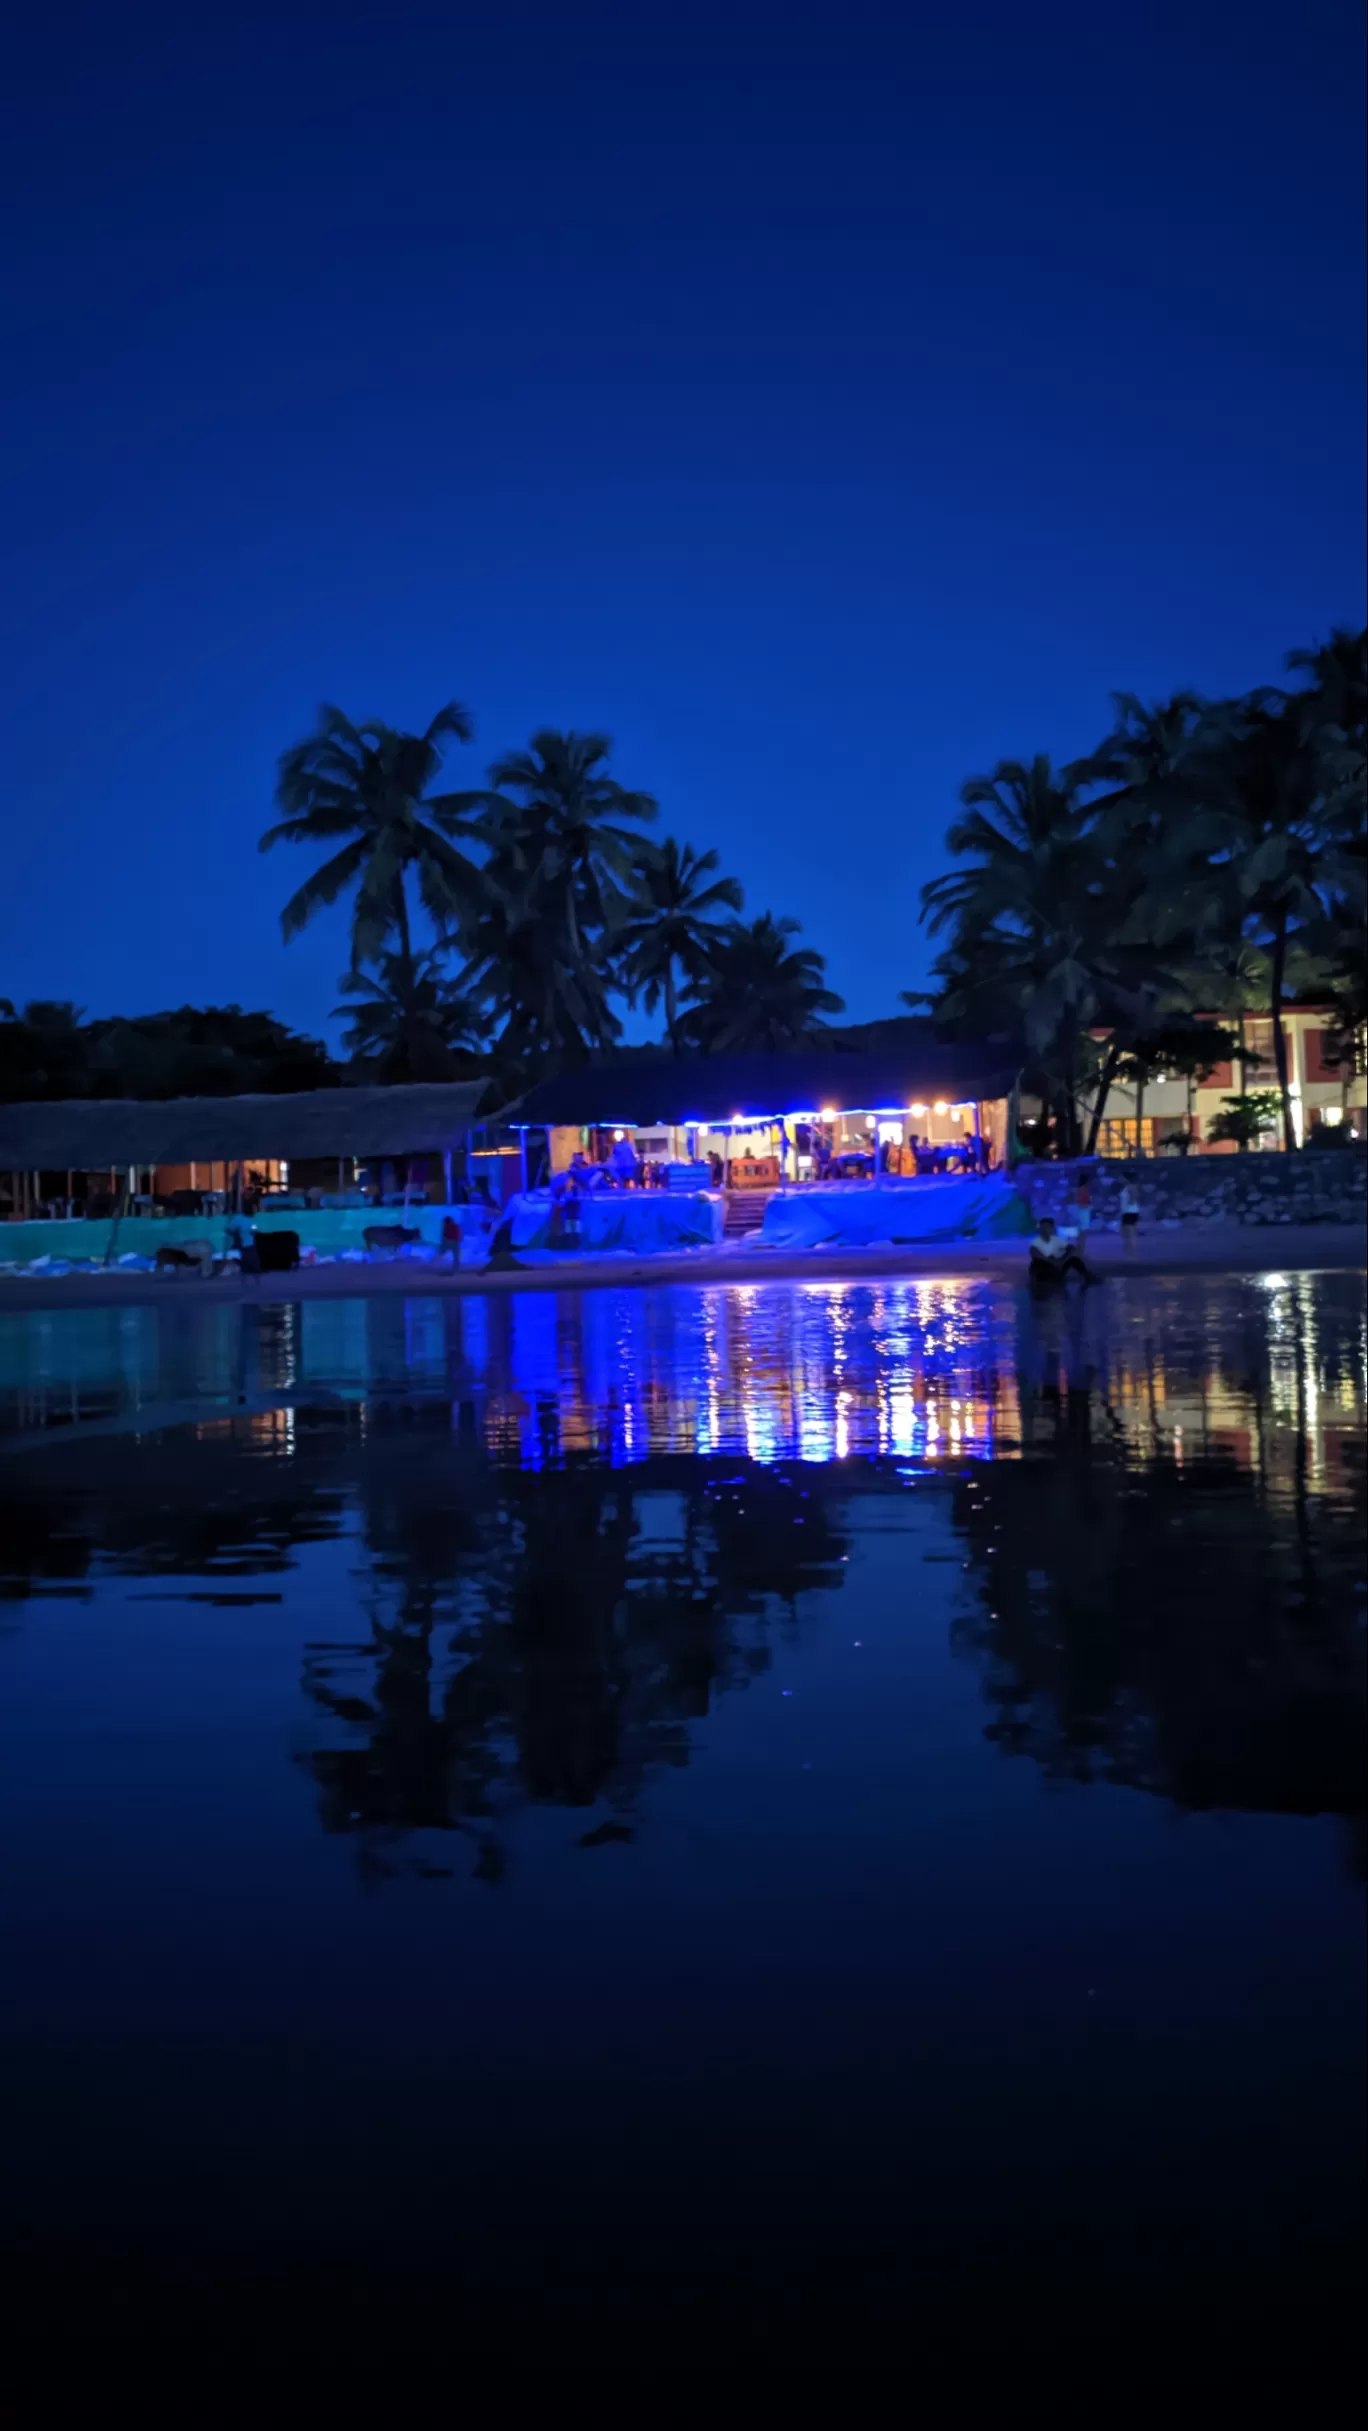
xmin=1029 ymin=1215 xmax=1098 ymax=1286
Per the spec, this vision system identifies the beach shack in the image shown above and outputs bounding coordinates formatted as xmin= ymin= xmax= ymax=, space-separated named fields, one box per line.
xmin=0 ymin=1080 xmax=494 ymax=1261
xmin=504 ymin=1041 xmax=1020 ymax=1244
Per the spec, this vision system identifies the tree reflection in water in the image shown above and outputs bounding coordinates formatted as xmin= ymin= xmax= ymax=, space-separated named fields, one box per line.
xmin=949 ymin=1293 xmax=1366 ymax=1875
xmin=1 ymin=1272 xmax=1362 ymax=1881
xmin=302 ymin=1436 xmax=851 ymax=1882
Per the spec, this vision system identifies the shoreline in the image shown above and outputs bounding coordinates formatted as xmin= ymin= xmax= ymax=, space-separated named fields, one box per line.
xmin=0 ymin=1223 xmax=1361 ymax=1313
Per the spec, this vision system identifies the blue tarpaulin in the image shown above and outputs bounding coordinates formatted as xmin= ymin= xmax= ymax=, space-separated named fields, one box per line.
xmin=758 ymin=1176 xmax=1030 ymax=1248
xmin=495 ymin=1190 xmax=723 ymax=1259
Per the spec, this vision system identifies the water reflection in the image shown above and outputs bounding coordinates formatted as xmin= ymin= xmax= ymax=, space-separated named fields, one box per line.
xmin=1 ymin=1275 xmax=1363 ymax=1880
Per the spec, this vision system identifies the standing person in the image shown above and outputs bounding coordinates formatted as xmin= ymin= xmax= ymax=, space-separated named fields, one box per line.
xmin=1119 ymin=1171 xmax=1141 ymax=1251
xmin=1073 ymin=1174 xmax=1093 ymax=1236
xmin=608 ymin=1132 xmax=640 ymax=1188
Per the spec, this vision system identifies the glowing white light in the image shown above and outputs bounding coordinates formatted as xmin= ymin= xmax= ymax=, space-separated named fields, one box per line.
xmin=820 ymin=1106 xmax=838 ymax=1120
xmin=909 ymin=1102 xmax=928 ymax=1117
xmin=933 ymin=1100 xmax=949 ymax=1115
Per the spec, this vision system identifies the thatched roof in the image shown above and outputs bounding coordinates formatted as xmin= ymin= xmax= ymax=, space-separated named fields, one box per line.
xmin=510 ymin=1041 xmax=1017 ymax=1129
xmin=0 ymin=1081 xmax=491 ymax=1169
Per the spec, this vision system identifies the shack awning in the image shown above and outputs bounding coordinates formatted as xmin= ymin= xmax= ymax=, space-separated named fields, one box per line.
xmin=507 ymin=1045 xmax=1016 ymax=1131
xmin=0 ymin=1081 xmax=491 ymax=1169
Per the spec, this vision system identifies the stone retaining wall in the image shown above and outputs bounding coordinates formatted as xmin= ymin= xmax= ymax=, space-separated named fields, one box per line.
xmin=1015 ymin=1148 xmax=1367 ymax=1231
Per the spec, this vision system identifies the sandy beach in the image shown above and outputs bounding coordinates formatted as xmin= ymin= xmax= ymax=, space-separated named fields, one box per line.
xmin=0 ymin=1221 xmax=1361 ymax=1313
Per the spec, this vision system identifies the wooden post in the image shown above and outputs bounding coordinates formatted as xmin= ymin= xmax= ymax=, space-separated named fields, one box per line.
xmin=518 ymin=1130 xmax=529 ymax=1194
xmin=104 ymin=1178 xmax=129 ymax=1267
xmin=443 ymin=1148 xmax=453 ymax=1204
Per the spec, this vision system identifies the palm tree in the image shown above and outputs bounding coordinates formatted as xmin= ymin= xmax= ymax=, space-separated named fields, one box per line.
xmin=1287 ymin=630 xmax=1368 ymax=1057
xmin=1206 ymin=1090 xmax=1282 ymax=1152
xmin=920 ymin=757 xmax=1107 ymax=1153
xmin=1178 ymin=698 xmax=1362 ymax=1151
xmin=616 ymin=839 xmax=743 ymax=1053
xmin=1067 ymin=688 xmax=1208 ymax=806
xmin=462 ymin=866 xmax=624 ymax=1079
xmin=260 ymin=702 xmax=487 ymax=969
xmin=680 ymin=914 xmax=844 ymax=1053
xmin=482 ymin=729 xmax=657 ymax=966
xmin=332 ymin=946 xmax=488 ymax=1083
xmin=1286 ymin=627 xmax=1367 ymax=775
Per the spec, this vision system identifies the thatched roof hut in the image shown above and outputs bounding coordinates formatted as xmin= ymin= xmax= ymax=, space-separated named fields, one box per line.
xmin=0 ymin=1081 xmax=492 ymax=1171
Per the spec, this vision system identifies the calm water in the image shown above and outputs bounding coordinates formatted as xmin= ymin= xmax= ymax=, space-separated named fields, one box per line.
xmin=0 ymin=1274 xmax=1363 ymax=2324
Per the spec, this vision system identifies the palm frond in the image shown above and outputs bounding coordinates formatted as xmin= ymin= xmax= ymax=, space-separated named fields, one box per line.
xmin=277 ymin=837 xmax=373 ymax=941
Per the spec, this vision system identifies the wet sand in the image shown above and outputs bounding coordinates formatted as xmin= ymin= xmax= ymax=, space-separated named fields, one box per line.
xmin=0 ymin=1222 xmax=1361 ymax=1312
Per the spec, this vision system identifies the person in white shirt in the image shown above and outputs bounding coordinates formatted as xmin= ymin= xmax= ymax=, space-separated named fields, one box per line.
xmin=1029 ymin=1216 xmax=1097 ymax=1287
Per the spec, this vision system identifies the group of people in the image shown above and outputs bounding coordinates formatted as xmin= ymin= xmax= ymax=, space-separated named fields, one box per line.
xmin=548 ymin=1138 xmax=645 ymax=1202
xmin=1028 ymin=1172 xmax=1143 ymax=1289
xmin=805 ymin=1126 xmax=991 ymax=1181
xmin=880 ymin=1128 xmax=989 ymax=1178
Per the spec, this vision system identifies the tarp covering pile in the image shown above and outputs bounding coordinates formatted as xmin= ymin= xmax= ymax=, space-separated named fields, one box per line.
xmin=496 ymin=1190 xmax=723 ymax=1259
xmin=757 ymin=1176 xmax=1030 ymax=1249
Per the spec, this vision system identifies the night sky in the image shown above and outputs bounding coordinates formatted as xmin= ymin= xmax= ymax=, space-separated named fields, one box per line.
xmin=3 ymin=0 xmax=1364 ymax=1041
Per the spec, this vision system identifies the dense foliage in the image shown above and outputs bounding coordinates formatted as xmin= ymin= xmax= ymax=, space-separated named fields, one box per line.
xmin=258 ymin=707 xmax=845 ymax=1086
xmin=6 ymin=631 xmax=1362 ymax=1128
xmin=0 ymin=1002 xmax=333 ymax=1102
xmin=910 ymin=630 xmax=1366 ymax=1151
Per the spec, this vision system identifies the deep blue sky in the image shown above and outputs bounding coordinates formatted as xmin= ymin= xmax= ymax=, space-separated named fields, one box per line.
xmin=3 ymin=0 xmax=1363 ymax=1045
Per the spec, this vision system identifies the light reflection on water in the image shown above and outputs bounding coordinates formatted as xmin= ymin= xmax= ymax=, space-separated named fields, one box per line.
xmin=3 ymin=1272 xmax=1365 ymax=1481
xmin=0 ymin=1272 xmax=1363 ymax=2318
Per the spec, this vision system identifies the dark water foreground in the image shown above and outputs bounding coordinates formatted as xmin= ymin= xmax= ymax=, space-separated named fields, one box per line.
xmin=0 ymin=1274 xmax=1363 ymax=2331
